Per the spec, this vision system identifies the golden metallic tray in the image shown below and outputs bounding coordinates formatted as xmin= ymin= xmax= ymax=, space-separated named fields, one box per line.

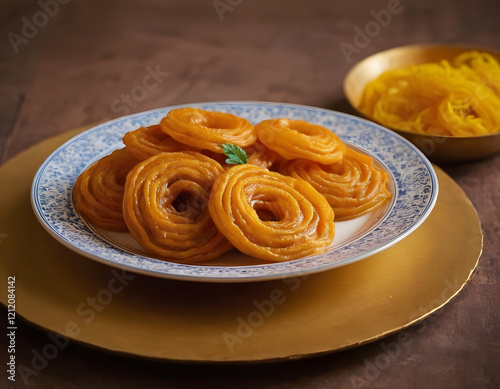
xmin=344 ymin=44 xmax=500 ymax=164
xmin=0 ymin=128 xmax=482 ymax=362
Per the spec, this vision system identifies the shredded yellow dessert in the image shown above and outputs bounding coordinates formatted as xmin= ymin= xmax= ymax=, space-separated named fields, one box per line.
xmin=360 ymin=51 xmax=500 ymax=136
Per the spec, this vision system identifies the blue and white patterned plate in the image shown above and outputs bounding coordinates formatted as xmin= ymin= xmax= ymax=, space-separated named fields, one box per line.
xmin=31 ymin=102 xmax=438 ymax=282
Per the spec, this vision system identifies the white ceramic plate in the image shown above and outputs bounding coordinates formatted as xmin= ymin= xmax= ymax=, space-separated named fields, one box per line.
xmin=31 ymin=102 xmax=438 ymax=282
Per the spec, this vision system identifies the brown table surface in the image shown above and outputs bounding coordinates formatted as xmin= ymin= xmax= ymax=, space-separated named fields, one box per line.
xmin=2 ymin=0 xmax=500 ymax=388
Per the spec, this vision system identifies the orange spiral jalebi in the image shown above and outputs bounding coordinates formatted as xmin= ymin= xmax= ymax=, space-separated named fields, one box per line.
xmin=208 ymin=164 xmax=335 ymax=262
xmin=122 ymin=124 xmax=196 ymax=160
xmin=160 ymin=108 xmax=256 ymax=153
xmin=280 ymin=148 xmax=392 ymax=220
xmin=73 ymin=148 xmax=140 ymax=231
xmin=123 ymin=151 xmax=232 ymax=263
xmin=255 ymin=118 xmax=346 ymax=164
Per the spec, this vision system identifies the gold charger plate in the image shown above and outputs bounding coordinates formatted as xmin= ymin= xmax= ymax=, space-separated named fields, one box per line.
xmin=0 ymin=128 xmax=482 ymax=362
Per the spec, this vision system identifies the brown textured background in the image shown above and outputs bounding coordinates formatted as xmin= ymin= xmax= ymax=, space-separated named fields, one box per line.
xmin=1 ymin=0 xmax=499 ymax=388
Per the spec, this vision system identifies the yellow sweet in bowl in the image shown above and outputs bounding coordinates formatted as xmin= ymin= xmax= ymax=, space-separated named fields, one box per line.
xmin=344 ymin=44 xmax=500 ymax=163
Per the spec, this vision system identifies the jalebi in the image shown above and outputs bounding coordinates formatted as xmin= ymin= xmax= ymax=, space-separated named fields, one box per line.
xmin=123 ymin=124 xmax=196 ymax=160
xmin=280 ymin=148 xmax=392 ymax=220
xmin=160 ymin=108 xmax=256 ymax=153
xmin=208 ymin=164 xmax=335 ymax=262
xmin=123 ymin=151 xmax=232 ymax=263
xmin=73 ymin=148 xmax=139 ymax=231
xmin=255 ymin=118 xmax=346 ymax=164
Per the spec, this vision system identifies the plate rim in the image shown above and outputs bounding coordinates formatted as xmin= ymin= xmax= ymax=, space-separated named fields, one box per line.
xmin=30 ymin=100 xmax=439 ymax=282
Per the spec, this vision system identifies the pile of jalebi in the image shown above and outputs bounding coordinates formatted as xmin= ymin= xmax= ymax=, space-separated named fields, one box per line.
xmin=359 ymin=51 xmax=500 ymax=137
xmin=73 ymin=107 xmax=392 ymax=264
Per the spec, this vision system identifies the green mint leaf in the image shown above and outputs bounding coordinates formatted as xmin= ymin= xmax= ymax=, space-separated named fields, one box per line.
xmin=222 ymin=143 xmax=248 ymax=165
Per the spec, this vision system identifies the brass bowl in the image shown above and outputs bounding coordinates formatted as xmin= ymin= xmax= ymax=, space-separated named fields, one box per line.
xmin=343 ymin=44 xmax=500 ymax=164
